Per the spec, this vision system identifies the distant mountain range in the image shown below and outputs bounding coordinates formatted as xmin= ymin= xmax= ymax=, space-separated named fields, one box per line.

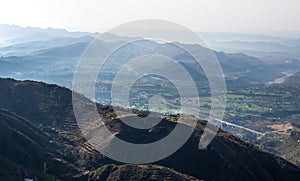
xmin=0 ymin=36 xmax=94 ymax=57
xmin=1 ymin=25 xmax=300 ymax=90
xmin=0 ymin=78 xmax=299 ymax=180
xmin=0 ymin=32 xmax=296 ymax=90
xmin=0 ymin=24 xmax=98 ymax=47
xmin=199 ymin=32 xmax=300 ymax=64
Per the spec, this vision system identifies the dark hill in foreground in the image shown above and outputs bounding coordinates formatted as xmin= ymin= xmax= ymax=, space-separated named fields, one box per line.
xmin=87 ymin=164 xmax=200 ymax=181
xmin=0 ymin=78 xmax=299 ymax=180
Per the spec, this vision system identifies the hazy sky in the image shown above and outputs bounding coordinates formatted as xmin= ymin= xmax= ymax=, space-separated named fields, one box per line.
xmin=1 ymin=0 xmax=300 ymax=33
